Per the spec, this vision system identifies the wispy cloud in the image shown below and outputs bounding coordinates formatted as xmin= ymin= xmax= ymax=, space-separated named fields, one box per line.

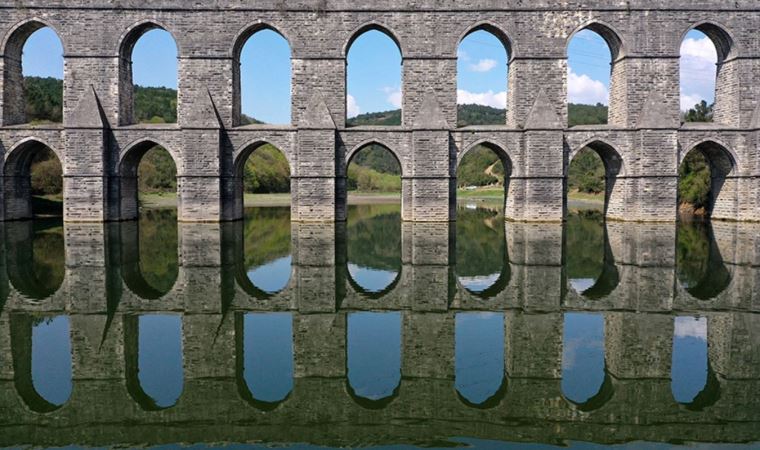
xmin=469 ymin=58 xmax=498 ymax=73
xmin=568 ymin=68 xmax=609 ymax=105
xmin=346 ymin=94 xmax=360 ymax=118
xmin=457 ymin=89 xmax=506 ymax=108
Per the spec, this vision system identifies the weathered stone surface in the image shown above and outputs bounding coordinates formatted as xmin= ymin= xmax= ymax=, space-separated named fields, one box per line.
xmin=0 ymin=1 xmax=757 ymax=222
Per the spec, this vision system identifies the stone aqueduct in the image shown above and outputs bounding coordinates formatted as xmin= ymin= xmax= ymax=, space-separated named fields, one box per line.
xmin=0 ymin=1 xmax=758 ymax=222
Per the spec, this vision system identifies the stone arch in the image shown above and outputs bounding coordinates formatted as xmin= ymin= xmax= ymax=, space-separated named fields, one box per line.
xmin=567 ymin=21 xmax=626 ymax=61
xmin=117 ymin=20 xmax=180 ymax=126
xmin=344 ymin=21 xmax=404 ymax=58
xmin=118 ymin=138 xmax=180 ymax=221
xmin=566 ymin=21 xmax=626 ymax=126
xmin=3 ymin=138 xmax=63 ymax=221
xmin=567 ymin=139 xmax=625 ymax=219
xmin=10 ymin=313 xmax=72 ymax=413
xmin=231 ymin=23 xmax=293 ymax=127
xmin=679 ymin=139 xmax=737 ymax=219
xmin=456 ymin=140 xmax=513 ymax=216
xmin=231 ymin=140 xmax=293 ymax=222
xmin=457 ymin=21 xmax=514 ymax=60
xmin=343 ymin=139 xmax=405 ymax=220
xmin=455 ymin=379 xmax=507 ymax=410
xmin=1 ymin=18 xmax=66 ymax=126
xmin=679 ymin=22 xmax=739 ymax=125
xmin=346 ymin=139 xmax=404 ymax=172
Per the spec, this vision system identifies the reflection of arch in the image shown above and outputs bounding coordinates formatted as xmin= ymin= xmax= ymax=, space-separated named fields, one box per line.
xmin=346 ymin=379 xmax=400 ymax=410
xmin=233 ymin=313 xmax=292 ymax=410
xmin=118 ymin=139 xmax=179 ymax=221
xmin=2 ymin=19 xmax=65 ymax=125
xmin=573 ymin=226 xmax=620 ymax=300
xmin=677 ymin=222 xmax=731 ymax=300
xmin=565 ymin=368 xmax=615 ymax=412
xmin=679 ymin=140 xmax=737 ymax=218
xmin=118 ymin=221 xmax=178 ymax=300
xmin=458 ymin=21 xmax=513 ymax=60
xmin=568 ymin=139 xmax=625 ymax=219
xmin=232 ymin=24 xmax=292 ymax=127
xmin=4 ymin=138 xmax=63 ymax=221
xmin=345 ymin=264 xmax=402 ymax=300
xmin=124 ymin=315 xmax=181 ymax=411
xmin=117 ymin=20 xmax=179 ymax=125
xmin=10 ymin=314 xmax=70 ymax=413
xmin=344 ymin=22 xmax=404 ymax=57
xmin=454 ymin=213 xmax=511 ymax=299
xmin=456 ymin=377 xmax=507 ymax=410
xmin=679 ymin=364 xmax=721 ymax=411
xmin=5 ymin=220 xmax=64 ymax=299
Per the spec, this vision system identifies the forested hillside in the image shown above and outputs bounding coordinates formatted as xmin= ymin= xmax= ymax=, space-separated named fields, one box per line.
xmin=23 ymin=77 xmax=711 ymax=211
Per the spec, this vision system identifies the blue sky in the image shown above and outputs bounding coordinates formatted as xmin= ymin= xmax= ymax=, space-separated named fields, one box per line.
xmin=22 ymin=26 xmax=717 ymax=122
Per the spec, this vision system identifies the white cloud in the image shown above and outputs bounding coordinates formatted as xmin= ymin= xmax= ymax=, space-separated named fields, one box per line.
xmin=383 ymin=86 xmax=402 ymax=108
xmin=469 ymin=58 xmax=498 ymax=73
xmin=457 ymin=89 xmax=507 ymax=109
xmin=568 ymin=68 xmax=609 ymax=105
xmin=346 ymin=94 xmax=360 ymax=118
xmin=457 ymin=49 xmax=470 ymax=61
xmin=674 ymin=316 xmax=707 ymax=340
xmin=680 ymin=37 xmax=718 ymax=111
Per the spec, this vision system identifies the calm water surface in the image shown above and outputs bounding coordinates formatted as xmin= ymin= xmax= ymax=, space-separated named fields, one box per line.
xmin=1 ymin=203 xmax=759 ymax=448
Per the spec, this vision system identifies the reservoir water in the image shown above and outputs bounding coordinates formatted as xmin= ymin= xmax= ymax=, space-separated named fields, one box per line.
xmin=1 ymin=202 xmax=759 ymax=449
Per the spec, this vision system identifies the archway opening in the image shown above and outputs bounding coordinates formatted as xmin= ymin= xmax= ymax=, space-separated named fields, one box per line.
xmin=562 ymin=313 xmax=610 ymax=410
xmin=119 ymin=142 xmax=178 ymax=219
xmin=4 ymin=140 xmax=63 ymax=220
xmin=347 ymin=311 xmax=402 ymax=407
xmin=456 ymin=27 xmax=509 ymax=126
xmin=10 ymin=314 xmax=72 ymax=413
xmin=455 ymin=312 xmax=506 ymax=407
xmin=566 ymin=142 xmax=623 ymax=218
xmin=236 ymin=312 xmax=294 ymax=408
xmin=235 ymin=143 xmax=292 ymax=295
xmin=567 ymin=25 xmax=620 ymax=126
xmin=346 ymin=29 xmax=402 ymax=126
xmin=672 ymin=316 xmax=714 ymax=408
xmin=3 ymin=23 xmax=63 ymax=125
xmin=126 ymin=314 xmax=184 ymax=410
xmin=236 ymin=28 xmax=291 ymax=125
xmin=680 ymin=25 xmax=733 ymax=124
xmin=120 ymin=26 xmax=178 ymax=125
xmin=456 ymin=143 xmax=510 ymax=210
xmin=678 ymin=141 xmax=735 ymax=219
xmin=346 ymin=144 xmax=402 ymax=295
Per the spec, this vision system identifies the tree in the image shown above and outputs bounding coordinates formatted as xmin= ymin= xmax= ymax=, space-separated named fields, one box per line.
xmin=684 ymin=100 xmax=713 ymax=123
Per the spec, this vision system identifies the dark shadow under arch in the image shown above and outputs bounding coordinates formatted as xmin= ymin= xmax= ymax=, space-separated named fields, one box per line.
xmin=577 ymin=226 xmax=620 ymax=300
xmin=679 ymin=140 xmax=736 ymax=218
xmin=456 ymin=377 xmax=507 ymax=410
xmin=346 ymin=378 xmax=400 ymax=410
xmin=677 ymin=221 xmax=731 ymax=300
xmin=680 ymin=364 xmax=721 ymax=412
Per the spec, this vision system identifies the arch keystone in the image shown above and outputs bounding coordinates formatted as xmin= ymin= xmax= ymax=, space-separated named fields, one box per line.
xmin=413 ymin=89 xmax=448 ymax=129
xmin=524 ymin=90 xmax=562 ymax=129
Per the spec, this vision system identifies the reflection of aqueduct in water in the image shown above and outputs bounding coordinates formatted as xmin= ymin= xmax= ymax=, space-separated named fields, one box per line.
xmin=0 ymin=219 xmax=759 ymax=446
xmin=1 ymin=1 xmax=759 ymax=222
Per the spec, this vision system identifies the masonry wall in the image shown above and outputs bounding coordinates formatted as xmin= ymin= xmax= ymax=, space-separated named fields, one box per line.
xmin=0 ymin=1 xmax=757 ymax=222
